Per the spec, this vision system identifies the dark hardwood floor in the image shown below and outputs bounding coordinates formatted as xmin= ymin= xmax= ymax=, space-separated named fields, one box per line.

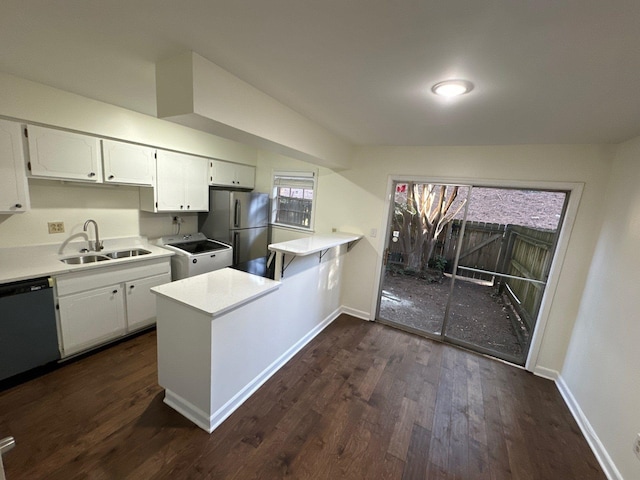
xmin=0 ymin=315 xmax=605 ymax=479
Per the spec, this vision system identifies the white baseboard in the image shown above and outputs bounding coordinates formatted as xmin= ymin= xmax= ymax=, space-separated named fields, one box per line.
xmin=164 ymin=390 xmax=213 ymax=432
xmin=533 ymin=366 xmax=559 ymax=381
xmin=556 ymin=375 xmax=622 ymax=480
xmin=339 ymin=305 xmax=371 ymax=321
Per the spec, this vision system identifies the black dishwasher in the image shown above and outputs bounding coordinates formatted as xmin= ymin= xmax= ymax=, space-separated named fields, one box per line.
xmin=0 ymin=277 xmax=60 ymax=381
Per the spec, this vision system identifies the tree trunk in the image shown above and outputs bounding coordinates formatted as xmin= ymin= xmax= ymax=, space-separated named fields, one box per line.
xmin=406 ymin=234 xmax=424 ymax=271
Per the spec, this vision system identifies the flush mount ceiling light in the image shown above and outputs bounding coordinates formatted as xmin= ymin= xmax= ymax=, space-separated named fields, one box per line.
xmin=431 ymin=79 xmax=474 ymax=97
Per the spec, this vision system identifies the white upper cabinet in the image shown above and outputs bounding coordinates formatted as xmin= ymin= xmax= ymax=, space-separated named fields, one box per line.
xmin=0 ymin=119 xmax=30 ymax=213
xmin=26 ymin=125 xmax=102 ymax=182
xmin=183 ymin=155 xmax=209 ymax=211
xmin=209 ymin=159 xmax=255 ymax=189
xmin=140 ymin=150 xmax=208 ymax=212
xmin=101 ymin=139 xmax=155 ymax=186
xmin=234 ymin=163 xmax=256 ymax=189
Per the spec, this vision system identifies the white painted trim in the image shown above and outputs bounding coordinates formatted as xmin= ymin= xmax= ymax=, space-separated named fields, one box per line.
xmin=340 ymin=306 xmax=372 ymax=321
xmin=525 ymin=182 xmax=583 ymax=371
xmin=167 ymin=306 xmax=342 ymax=433
xmin=532 ymin=366 xmax=559 ymax=381
xmin=163 ymin=390 xmax=214 ymax=432
xmin=371 ymin=174 xmax=584 ymax=374
xmin=556 ymin=375 xmax=622 ymax=480
xmin=368 ymin=177 xmax=396 ymax=318
xmin=270 ymin=167 xmax=319 ymax=232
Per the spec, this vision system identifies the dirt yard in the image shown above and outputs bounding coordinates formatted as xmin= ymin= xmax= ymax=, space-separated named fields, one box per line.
xmin=379 ymin=270 xmax=528 ymax=363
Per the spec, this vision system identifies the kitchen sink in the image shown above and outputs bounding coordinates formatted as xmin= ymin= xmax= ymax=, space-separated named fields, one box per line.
xmin=105 ymin=248 xmax=151 ymax=259
xmin=60 ymin=248 xmax=151 ymax=264
xmin=60 ymin=254 xmax=111 ymax=264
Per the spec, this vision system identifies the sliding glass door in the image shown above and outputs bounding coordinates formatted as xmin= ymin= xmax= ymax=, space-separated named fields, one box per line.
xmin=377 ymin=181 xmax=568 ymax=365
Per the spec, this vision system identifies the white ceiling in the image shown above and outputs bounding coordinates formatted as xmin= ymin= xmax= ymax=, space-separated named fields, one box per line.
xmin=2 ymin=1 xmax=640 ymax=147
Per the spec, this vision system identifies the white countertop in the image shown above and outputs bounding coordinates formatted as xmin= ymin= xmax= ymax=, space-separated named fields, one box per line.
xmin=150 ymin=267 xmax=281 ymax=317
xmin=0 ymin=237 xmax=174 ymax=284
xmin=268 ymin=232 xmax=362 ymax=256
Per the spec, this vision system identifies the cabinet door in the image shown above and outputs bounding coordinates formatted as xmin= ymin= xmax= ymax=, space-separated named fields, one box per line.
xmin=183 ymin=155 xmax=209 ymax=211
xmin=27 ymin=125 xmax=102 ymax=182
xmin=0 ymin=119 xmax=30 ymax=213
xmin=102 ymin=139 xmax=154 ymax=185
xmin=58 ymin=284 xmax=126 ymax=356
xmin=155 ymin=150 xmax=186 ymax=211
xmin=125 ymin=273 xmax=171 ymax=331
xmin=209 ymin=159 xmax=237 ymax=187
xmin=235 ymin=164 xmax=255 ymax=189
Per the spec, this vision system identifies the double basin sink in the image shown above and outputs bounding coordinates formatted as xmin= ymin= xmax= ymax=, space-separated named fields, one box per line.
xmin=60 ymin=248 xmax=151 ymax=264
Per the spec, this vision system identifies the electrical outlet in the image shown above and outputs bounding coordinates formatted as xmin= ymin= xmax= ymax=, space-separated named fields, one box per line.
xmin=634 ymin=433 xmax=640 ymax=460
xmin=370 ymin=228 xmax=377 ymax=238
xmin=48 ymin=222 xmax=65 ymax=234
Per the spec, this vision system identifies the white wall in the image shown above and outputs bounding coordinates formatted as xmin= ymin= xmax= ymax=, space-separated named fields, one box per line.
xmin=317 ymin=145 xmax=613 ymax=374
xmin=0 ymin=68 xmax=633 ymax=477
xmin=0 ymin=72 xmax=258 ymax=164
xmin=0 ymin=72 xmax=617 ymax=378
xmin=0 ymin=180 xmax=199 ymax=248
xmin=157 ymin=52 xmax=354 ymax=170
xmin=0 ymin=73 xmax=255 ymax=247
xmin=253 ymin=142 xmax=614 ymax=375
xmin=255 ymin=149 xmax=340 ymax=244
xmin=560 ymin=136 xmax=640 ymax=480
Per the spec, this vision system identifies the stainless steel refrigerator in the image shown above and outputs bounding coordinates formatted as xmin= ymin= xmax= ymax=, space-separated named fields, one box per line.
xmin=199 ymin=190 xmax=270 ymax=266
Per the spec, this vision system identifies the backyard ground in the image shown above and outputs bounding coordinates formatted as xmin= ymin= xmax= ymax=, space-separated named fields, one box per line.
xmin=379 ymin=270 xmax=529 ymax=362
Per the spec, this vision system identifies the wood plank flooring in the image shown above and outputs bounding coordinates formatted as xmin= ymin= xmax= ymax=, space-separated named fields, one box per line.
xmin=0 ymin=314 xmax=605 ymax=479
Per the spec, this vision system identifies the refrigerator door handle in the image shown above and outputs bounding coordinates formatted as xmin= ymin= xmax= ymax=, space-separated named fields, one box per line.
xmin=234 ymin=199 xmax=241 ymax=228
xmin=233 ymin=231 xmax=240 ymax=265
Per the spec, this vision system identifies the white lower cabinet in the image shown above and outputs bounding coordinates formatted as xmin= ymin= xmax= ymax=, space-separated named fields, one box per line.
xmin=125 ymin=273 xmax=170 ymax=331
xmin=55 ymin=258 xmax=171 ymax=357
xmin=58 ymin=284 xmax=126 ymax=355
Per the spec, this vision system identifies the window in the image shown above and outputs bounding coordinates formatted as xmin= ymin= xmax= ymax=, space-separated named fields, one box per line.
xmin=272 ymin=171 xmax=316 ymax=231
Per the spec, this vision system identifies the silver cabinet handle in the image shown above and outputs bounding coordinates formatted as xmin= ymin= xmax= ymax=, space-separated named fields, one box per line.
xmin=14 ymin=203 xmax=22 ymax=208
xmin=108 ymin=175 xmax=115 ymax=180
xmin=88 ymin=172 xmax=96 ymax=177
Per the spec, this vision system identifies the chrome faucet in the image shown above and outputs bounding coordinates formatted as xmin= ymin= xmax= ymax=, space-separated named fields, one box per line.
xmin=83 ymin=219 xmax=103 ymax=252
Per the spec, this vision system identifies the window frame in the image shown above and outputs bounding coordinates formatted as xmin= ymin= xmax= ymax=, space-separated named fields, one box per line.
xmin=271 ymin=170 xmax=317 ymax=232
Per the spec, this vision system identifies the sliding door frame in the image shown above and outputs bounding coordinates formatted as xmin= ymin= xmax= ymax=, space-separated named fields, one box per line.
xmin=372 ymin=174 xmax=584 ymax=373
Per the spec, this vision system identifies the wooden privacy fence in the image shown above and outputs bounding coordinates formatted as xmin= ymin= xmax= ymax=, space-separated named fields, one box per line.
xmin=435 ymin=220 xmax=506 ymax=282
xmin=388 ymin=220 xmax=557 ymax=331
xmin=498 ymin=226 xmax=555 ymax=330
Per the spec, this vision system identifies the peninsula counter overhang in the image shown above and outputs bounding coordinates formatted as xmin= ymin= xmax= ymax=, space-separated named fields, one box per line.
xmin=268 ymin=232 xmax=362 ymax=280
xmin=150 ymin=267 xmax=280 ymax=317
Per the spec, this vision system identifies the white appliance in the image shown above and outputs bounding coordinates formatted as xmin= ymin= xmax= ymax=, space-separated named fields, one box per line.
xmin=156 ymin=233 xmax=233 ymax=280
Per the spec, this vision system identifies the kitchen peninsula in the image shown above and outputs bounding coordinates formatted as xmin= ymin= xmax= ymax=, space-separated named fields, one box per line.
xmin=151 ymin=232 xmax=362 ymax=433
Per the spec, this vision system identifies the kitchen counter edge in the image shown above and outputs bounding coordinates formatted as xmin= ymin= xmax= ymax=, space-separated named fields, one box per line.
xmin=0 ymin=239 xmax=174 ymax=285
